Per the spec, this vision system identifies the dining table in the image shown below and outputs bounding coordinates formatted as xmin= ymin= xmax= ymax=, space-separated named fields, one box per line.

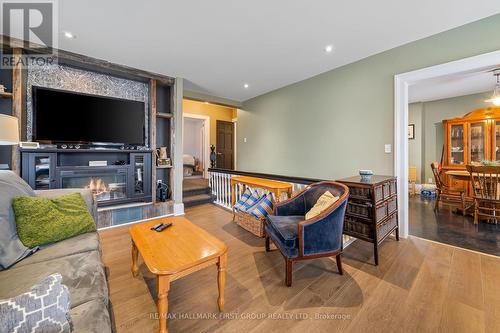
xmin=445 ymin=169 xmax=471 ymax=181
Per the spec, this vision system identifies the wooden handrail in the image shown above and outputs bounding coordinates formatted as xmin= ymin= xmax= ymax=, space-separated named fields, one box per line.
xmin=208 ymin=168 xmax=326 ymax=185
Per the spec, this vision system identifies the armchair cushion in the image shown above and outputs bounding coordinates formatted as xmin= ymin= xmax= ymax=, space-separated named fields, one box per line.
xmin=265 ymin=215 xmax=304 ymax=257
xmin=305 ymin=191 xmax=338 ymax=219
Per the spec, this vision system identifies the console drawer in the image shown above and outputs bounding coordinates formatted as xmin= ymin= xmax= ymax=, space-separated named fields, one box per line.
xmin=344 ymin=215 xmax=374 ymax=239
xmin=346 ymin=200 xmax=372 ymax=218
xmin=377 ymin=212 xmax=398 ymax=241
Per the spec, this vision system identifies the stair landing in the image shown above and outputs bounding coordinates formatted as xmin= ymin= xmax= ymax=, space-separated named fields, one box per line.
xmin=183 ymin=178 xmax=215 ymax=208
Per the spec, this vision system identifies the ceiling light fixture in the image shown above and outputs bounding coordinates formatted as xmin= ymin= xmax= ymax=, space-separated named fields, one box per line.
xmin=485 ymin=71 xmax=500 ymax=107
xmin=204 ymin=101 xmax=209 ymax=104
xmin=244 ymin=83 xmax=249 ymax=89
xmin=324 ymin=45 xmax=333 ymax=53
xmin=63 ymin=31 xmax=75 ymax=39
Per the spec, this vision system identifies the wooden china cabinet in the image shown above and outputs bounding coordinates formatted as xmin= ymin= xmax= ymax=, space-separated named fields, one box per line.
xmin=442 ymin=107 xmax=500 ymax=196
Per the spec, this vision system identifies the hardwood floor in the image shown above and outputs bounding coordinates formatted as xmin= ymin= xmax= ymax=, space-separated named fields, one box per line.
xmin=409 ymin=196 xmax=499 ymax=256
xmin=99 ymin=203 xmax=500 ymax=333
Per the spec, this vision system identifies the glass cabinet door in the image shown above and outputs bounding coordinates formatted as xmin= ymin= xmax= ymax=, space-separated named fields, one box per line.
xmin=34 ymin=155 xmax=52 ymax=189
xmin=470 ymin=122 xmax=486 ymax=163
xmin=495 ymin=121 xmax=500 ymax=161
xmin=26 ymin=153 xmax=57 ymax=190
xmin=450 ymin=124 xmax=465 ymax=165
xmin=129 ymin=153 xmax=150 ymax=198
xmin=133 ymin=155 xmax=145 ymax=195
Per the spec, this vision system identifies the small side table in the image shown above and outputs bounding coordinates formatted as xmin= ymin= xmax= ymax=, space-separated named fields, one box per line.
xmin=337 ymin=175 xmax=399 ymax=265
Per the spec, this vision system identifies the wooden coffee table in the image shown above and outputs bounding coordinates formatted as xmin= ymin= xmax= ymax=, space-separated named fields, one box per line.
xmin=129 ymin=216 xmax=228 ymax=333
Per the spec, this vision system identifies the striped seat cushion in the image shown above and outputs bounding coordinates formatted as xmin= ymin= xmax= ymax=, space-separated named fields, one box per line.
xmin=249 ymin=192 xmax=274 ymax=218
xmin=233 ymin=188 xmax=254 ymax=211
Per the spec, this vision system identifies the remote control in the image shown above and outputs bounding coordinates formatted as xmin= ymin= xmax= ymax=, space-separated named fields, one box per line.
xmin=155 ymin=223 xmax=172 ymax=232
xmin=151 ymin=223 xmax=163 ymax=231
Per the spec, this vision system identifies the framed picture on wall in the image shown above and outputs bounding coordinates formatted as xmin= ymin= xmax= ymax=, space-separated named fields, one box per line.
xmin=408 ymin=124 xmax=415 ymax=140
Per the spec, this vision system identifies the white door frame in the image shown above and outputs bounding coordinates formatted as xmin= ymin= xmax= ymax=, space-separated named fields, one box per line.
xmin=183 ymin=113 xmax=210 ymax=178
xmin=394 ymin=49 xmax=500 ymax=238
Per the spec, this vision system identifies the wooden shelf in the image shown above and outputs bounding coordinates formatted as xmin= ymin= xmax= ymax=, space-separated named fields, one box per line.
xmin=156 ymin=112 xmax=173 ymax=119
xmin=0 ymin=92 xmax=13 ymax=99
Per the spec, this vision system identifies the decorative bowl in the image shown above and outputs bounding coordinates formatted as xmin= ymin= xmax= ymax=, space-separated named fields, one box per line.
xmin=359 ymin=170 xmax=374 ymax=182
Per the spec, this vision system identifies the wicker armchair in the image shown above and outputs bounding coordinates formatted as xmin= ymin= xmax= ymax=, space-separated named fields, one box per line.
xmin=467 ymin=165 xmax=500 ymax=224
xmin=431 ymin=162 xmax=466 ymax=215
xmin=264 ymin=181 xmax=349 ymax=287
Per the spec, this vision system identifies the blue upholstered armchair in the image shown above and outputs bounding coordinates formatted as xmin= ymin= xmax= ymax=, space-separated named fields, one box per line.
xmin=264 ymin=181 xmax=349 ymax=286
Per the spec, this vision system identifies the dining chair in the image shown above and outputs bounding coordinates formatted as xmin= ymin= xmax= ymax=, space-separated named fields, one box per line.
xmin=431 ymin=162 xmax=466 ymax=215
xmin=467 ymin=164 xmax=500 ymax=224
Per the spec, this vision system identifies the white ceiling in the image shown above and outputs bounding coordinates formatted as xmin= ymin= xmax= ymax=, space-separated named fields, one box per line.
xmin=47 ymin=1 xmax=500 ymax=101
xmin=409 ymin=68 xmax=499 ymax=103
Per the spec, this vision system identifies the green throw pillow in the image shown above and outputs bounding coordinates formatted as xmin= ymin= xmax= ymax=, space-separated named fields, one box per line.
xmin=12 ymin=193 xmax=96 ymax=248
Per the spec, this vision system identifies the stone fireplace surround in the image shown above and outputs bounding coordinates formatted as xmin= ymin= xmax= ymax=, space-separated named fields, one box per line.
xmin=19 ymin=62 xmax=158 ymax=219
xmin=26 ymin=63 xmax=150 ymax=144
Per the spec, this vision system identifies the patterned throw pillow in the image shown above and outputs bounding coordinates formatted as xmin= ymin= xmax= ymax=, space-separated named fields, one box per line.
xmin=0 ymin=273 xmax=72 ymax=333
xmin=233 ymin=187 xmax=254 ymax=211
xmin=249 ymin=192 xmax=274 ymax=218
xmin=239 ymin=192 xmax=262 ymax=212
xmin=305 ymin=191 xmax=339 ymax=219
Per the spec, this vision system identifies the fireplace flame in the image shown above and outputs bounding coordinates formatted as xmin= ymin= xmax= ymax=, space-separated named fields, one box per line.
xmin=86 ymin=178 xmax=108 ymax=196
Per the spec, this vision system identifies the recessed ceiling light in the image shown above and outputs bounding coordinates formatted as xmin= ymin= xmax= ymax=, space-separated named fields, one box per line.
xmin=244 ymin=83 xmax=249 ymax=89
xmin=204 ymin=101 xmax=209 ymax=104
xmin=324 ymin=45 xmax=333 ymax=53
xmin=64 ymin=31 xmax=76 ymax=39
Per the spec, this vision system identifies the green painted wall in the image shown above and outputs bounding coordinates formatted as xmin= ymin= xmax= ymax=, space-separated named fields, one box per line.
xmin=408 ymin=103 xmax=423 ymax=183
xmin=408 ymin=92 xmax=491 ymax=184
xmin=239 ymin=14 xmax=500 ymax=180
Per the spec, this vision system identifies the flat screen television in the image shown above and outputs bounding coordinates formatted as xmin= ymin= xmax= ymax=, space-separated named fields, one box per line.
xmin=32 ymin=86 xmax=145 ymax=146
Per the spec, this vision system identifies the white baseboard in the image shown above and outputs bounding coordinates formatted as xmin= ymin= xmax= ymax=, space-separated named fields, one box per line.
xmin=174 ymin=203 xmax=185 ymax=216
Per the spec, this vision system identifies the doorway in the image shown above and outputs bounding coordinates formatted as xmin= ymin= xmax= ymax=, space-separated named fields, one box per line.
xmin=216 ymin=120 xmax=235 ymax=170
xmin=395 ymin=49 xmax=500 ymax=256
xmin=183 ymin=114 xmax=210 ymax=178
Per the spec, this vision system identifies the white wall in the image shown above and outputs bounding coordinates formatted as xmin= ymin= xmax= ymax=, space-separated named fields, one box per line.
xmin=183 ymin=118 xmax=204 ymax=160
xmin=239 ymin=15 xmax=500 ymax=180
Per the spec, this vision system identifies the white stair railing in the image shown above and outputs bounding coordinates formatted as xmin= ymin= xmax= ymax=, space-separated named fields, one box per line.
xmin=208 ymin=169 xmax=355 ymax=248
xmin=209 ymin=171 xmax=313 ymax=210
xmin=209 ymin=171 xmax=233 ymax=210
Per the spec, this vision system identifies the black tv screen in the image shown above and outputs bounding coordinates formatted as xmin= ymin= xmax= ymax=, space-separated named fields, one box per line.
xmin=33 ymin=87 xmax=145 ymax=145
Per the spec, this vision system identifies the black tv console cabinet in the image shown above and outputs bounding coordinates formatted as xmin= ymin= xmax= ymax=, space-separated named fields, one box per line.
xmin=20 ymin=148 xmax=152 ymax=207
